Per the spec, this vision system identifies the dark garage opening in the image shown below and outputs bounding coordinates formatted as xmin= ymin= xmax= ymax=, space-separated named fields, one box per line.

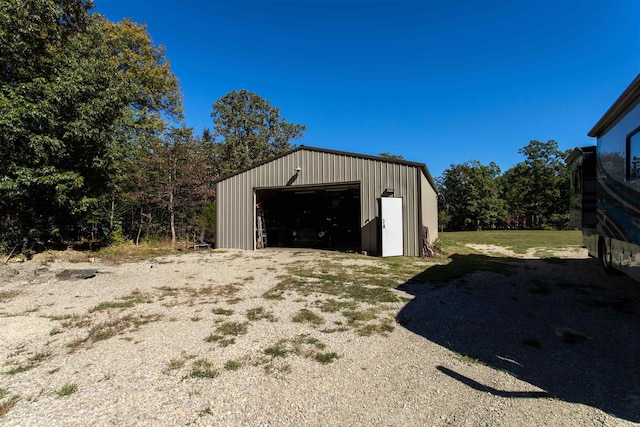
xmin=256 ymin=183 xmax=361 ymax=251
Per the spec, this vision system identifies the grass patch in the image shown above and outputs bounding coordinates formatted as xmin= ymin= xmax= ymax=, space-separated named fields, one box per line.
xmin=90 ymin=290 xmax=151 ymax=312
xmin=67 ymin=313 xmax=163 ymax=350
xmin=205 ymin=335 xmax=235 ymax=346
xmin=98 ymin=242 xmax=181 ymax=263
xmin=205 ymin=321 xmax=248 ymax=347
xmin=212 ymin=307 xmax=234 ymax=316
xmin=57 ymin=384 xmax=77 ymax=397
xmin=292 ymin=309 xmax=325 ymax=326
xmin=0 ymin=290 xmax=20 ymax=302
xmin=264 ymin=335 xmax=332 ymax=360
xmin=246 ymin=307 xmax=277 ymax=322
xmin=46 ymin=314 xmax=74 ymax=321
xmin=317 ymin=299 xmax=357 ymax=313
xmin=156 ymin=286 xmax=180 ymax=297
xmin=264 ymin=340 xmax=289 ymax=358
xmin=156 ymin=285 xmax=218 ymax=299
xmin=216 ymin=284 xmax=242 ymax=297
xmin=292 ymin=334 xmax=326 ymax=350
xmin=0 ymin=395 xmax=19 ymax=417
xmin=3 ymin=364 xmax=34 ymax=375
xmin=458 ymin=354 xmax=483 ymax=365
xmin=189 ymin=359 xmax=218 ymax=379
xmin=439 ymin=230 xmax=583 ymax=254
xmin=1 ymin=350 xmax=49 ymax=375
xmin=260 ymin=335 xmax=337 ymax=375
xmin=215 ymin=321 xmax=248 ymax=336
xmin=356 ymin=320 xmax=395 ymax=336
xmin=224 ymin=360 xmax=242 ymax=371
xmin=343 ymin=308 xmax=378 ymax=323
xmin=265 ymin=265 xmax=401 ymax=304
xmin=315 ymin=352 xmax=339 ymax=364
xmin=165 ymin=358 xmax=185 ymax=372
xmin=319 ymin=326 xmax=350 ymax=333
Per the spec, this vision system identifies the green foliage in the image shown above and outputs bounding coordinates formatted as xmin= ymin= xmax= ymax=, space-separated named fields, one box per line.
xmin=315 ymin=352 xmax=339 ymax=364
xmin=292 ymin=308 xmax=325 ymax=326
xmin=438 ymin=140 xmax=570 ymax=231
xmin=135 ymin=126 xmax=214 ymax=244
xmin=189 ymin=359 xmax=218 ymax=379
xmin=107 ymin=221 xmax=129 ymax=245
xmin=224 ymin=360 xmax=242 ymax=371
xmin=438 ymin=230 xmax=582 ymax=253
xmin=57 ymin=384 xmax=77 ymax=397
xmin=500 ymin=140 xmax=570 ymax=229
xmin=199 ymin=201 xmax=216 ymax=243
xmin=0 ymin=1 xmax=182 ymax=249
xmin=211 ymin=90 xmax=306 ymax=176
xmin=438 ymin=160 xmax=505 ymax=231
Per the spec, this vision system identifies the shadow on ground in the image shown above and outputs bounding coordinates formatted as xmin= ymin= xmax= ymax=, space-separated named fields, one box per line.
xmin=397 ymin=254 xmax=640 ymax=423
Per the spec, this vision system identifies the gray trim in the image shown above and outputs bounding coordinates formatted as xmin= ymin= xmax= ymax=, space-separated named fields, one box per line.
xmin=254 ymin=181 xmax=361 ymax=192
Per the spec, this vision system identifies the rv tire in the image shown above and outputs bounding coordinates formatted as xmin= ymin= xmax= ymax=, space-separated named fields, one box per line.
xmin=598 ymin=238 xmax=618 ymax=275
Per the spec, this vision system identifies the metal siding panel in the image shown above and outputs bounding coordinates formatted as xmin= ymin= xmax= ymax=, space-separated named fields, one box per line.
xmin=216 ymin=148 xmax=427 ymax=255
xmin=422 ymin=172 xmax=438 ymax=243
xmin=406 ymin=166 xmax=417 ymax=256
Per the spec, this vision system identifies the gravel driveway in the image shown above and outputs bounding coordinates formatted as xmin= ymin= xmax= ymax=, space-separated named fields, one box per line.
xmin=0 ymin=246 xmax=639 ymax=426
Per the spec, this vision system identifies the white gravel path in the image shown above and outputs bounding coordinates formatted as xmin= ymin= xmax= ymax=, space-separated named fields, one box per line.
xmin=0 ymin=248 xmax=638 ymax=426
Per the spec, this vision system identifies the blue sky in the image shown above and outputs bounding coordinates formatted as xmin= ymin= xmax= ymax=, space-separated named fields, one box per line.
xmin=95 ymin=0 xmax=640 ymax=178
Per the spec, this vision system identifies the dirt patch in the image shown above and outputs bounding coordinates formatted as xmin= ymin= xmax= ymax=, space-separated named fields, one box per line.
xmin=465 ymin=243 xmax=588 ymax=259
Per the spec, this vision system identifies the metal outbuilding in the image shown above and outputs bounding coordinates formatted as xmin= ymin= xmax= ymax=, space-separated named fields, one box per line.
xmin=215 ymin=146 xmax=438 ymax=256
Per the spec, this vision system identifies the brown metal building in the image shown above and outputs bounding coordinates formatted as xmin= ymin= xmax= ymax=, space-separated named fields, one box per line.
xmin=215 ymin=146 xmax=438 ymax=256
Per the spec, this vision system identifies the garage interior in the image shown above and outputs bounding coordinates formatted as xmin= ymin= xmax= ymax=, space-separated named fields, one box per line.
xmin=256 ymin=183 xmax=361 ymax=251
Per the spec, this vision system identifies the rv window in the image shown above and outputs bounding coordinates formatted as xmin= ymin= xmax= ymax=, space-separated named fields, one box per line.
xmin=627 ymin=129 xmax=640 ymax=181
xmin=572 ymin=168 xmax=582 ymax=194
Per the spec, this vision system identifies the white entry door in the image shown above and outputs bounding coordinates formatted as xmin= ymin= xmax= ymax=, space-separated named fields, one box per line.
xmin=381 ymin=197 xmax=403 ymax=257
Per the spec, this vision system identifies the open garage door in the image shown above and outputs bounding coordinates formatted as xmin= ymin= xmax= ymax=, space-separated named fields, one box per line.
xmin=256 ymin=183 xmax=361 ymax=251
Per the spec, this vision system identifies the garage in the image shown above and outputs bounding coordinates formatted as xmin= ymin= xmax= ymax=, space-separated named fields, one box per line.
xmin=215 ymin=146 xmax=439 ymax=257
xmin=256 ymin=183 xmax=361 ymax=251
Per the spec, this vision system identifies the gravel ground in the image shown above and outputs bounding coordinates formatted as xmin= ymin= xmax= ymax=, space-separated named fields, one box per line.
xmin=1 ymin=246 xmax=639 ymax=426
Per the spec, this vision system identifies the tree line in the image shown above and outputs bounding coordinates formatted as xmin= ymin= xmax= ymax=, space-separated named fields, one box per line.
xmin=437 ymin=140 xmax=570 ymax=231
xmin=1 ymin=1 xmax=570 ymax=254
xmin=0 ymin=0 xmax=305 ymax=253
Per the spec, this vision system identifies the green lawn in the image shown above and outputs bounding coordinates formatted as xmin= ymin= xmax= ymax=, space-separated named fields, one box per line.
xmin=438 ymin=230 xmax=582 ymax=254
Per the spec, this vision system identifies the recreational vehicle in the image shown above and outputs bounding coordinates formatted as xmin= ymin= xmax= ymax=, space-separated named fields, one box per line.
xmin=568 ymin=74 xmax=640 ymax=281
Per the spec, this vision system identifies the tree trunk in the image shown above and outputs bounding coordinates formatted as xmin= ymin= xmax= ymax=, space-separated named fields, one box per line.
xmin=169 ymin=189 xmax=176 ymax=245
xmin=109 ymin=192 xmax=115 ymax=230
xmin=136 ymin=208 xmax=143 ymax=246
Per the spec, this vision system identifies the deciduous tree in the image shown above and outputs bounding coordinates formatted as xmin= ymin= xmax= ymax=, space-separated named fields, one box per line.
xmin=210 ymin=90 xmax=305 ymax=176
xmin=501 ymin=140 xmax=570 ymax=229
xmin=438 ymin=161 xmax=505 ymax=231
xmin=0 ymin=1 xmax=182 ymax=249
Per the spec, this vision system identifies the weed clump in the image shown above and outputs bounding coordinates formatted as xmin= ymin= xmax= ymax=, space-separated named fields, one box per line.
xmin=189 ymin=359 xmax=218 ymax=378
xmin=57 ymin=384 xmax=77 ymax=397
xmin=292 ymin=309 xmax=325 ymax=326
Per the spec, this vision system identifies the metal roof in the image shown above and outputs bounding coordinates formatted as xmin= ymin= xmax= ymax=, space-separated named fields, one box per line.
xmin=214 ymin=145 xmax=438 ymax=191
xmin=589 ymin=74 xmax=640 ymax=137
